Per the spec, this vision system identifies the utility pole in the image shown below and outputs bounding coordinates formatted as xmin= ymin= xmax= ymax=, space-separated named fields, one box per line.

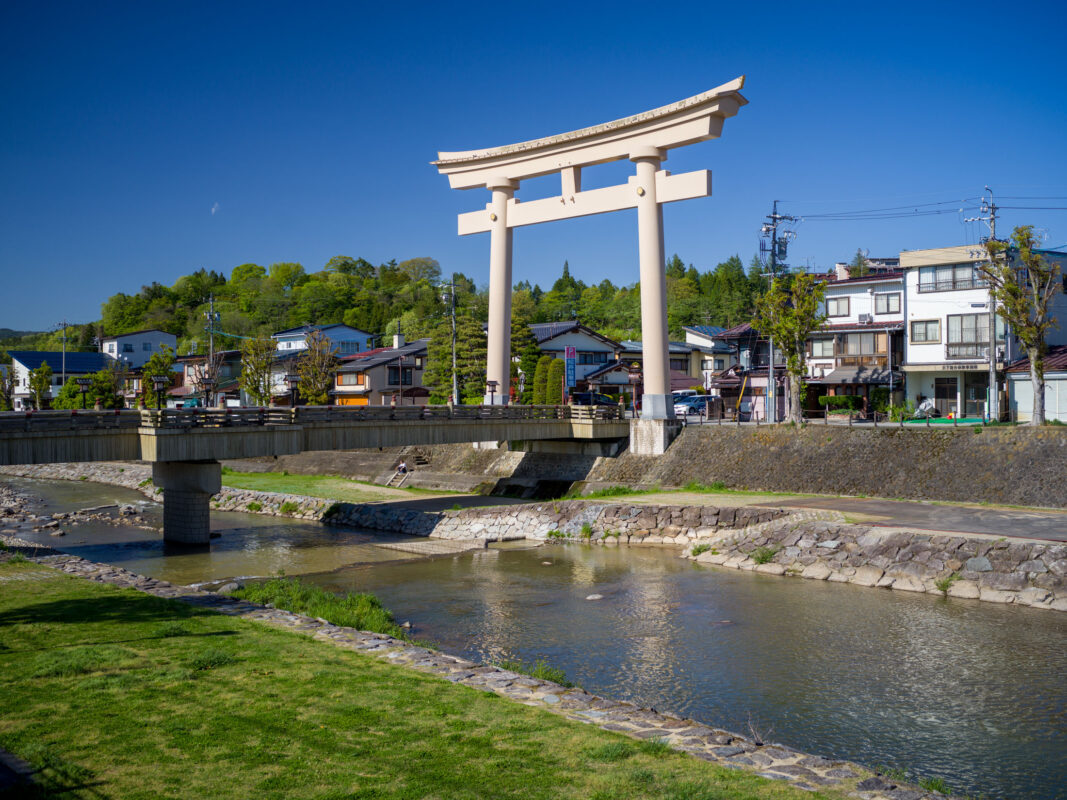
xmin=441 ymin=276 xmax=459 ymax=404
xmin=55 ymin=319 xmax=69 ymax=386
xmin=759 ymin=200 xmax=797 ymax=422
xmin=966 ymin=187 xmax=999 ymax=421
xmin=203 ymin=295 xmax=220 ymax=407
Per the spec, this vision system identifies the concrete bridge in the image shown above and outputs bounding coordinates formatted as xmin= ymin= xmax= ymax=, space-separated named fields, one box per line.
xmin=0 ymin=405 xmax=630 ymax=544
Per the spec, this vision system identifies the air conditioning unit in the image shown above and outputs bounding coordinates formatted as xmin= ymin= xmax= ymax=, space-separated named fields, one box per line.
xmin=858 ymin=314 xmax=873 ymax=324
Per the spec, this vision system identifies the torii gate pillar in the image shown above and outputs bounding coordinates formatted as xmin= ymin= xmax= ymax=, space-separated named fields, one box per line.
xmin=433 ymin=77 xmax=748 ymax=443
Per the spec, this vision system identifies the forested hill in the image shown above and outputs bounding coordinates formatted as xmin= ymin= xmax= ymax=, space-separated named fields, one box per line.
xmin=1 ymin=253 xmax=766 ymax=355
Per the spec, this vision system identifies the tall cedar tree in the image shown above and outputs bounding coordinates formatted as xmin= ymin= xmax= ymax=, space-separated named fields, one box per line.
xmin=297 ymin=330 xmax=339 ymax=405
xmin=983 ymin=226 xmax=1063 ymax=425
xmin=0 ymin=350 xmax=14 ymax=411
xmin=545 ymin=358 xmax=565 ymax=404
xmin=240 ymin=336 xmax=278 ymax=407
xmin=511 ymin=320 xmax=541 ymax=403
xmin=531 ymin=355 xmax=553 ymax=404
xmin=753 ymin=273 xmax=827 ymax=423
xmin=424 ymin=316 xmax=486 ymax=403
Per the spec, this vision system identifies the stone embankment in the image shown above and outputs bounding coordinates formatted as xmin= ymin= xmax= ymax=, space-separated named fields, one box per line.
xmin=682 ymin=517 xmax=1067 ymax=611
xmin=4 ymin=462 xmax=1066 ymax=611
xmin=0 ymin=537 xmax=956 ymax=800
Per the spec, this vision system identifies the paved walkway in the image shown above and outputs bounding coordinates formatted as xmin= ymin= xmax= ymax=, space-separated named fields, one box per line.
xmin=756 ymin=497 xmax=1067 ymax=542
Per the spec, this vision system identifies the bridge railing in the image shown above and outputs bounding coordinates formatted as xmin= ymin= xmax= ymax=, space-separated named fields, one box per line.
xmin=2 ymin=404 xmax=625 ymax=432
xmin=0 ymin=409 xmax=141 ymax=432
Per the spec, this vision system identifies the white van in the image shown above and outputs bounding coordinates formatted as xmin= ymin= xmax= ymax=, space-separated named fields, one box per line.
xmin=671 ymin=389 xmax=697 ymax=402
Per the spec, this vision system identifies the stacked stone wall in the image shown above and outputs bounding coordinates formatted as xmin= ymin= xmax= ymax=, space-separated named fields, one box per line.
xmin=683 ymin=517 xmax=1067 ymax=611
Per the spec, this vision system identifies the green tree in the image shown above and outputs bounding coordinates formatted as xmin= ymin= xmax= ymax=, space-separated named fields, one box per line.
xmin=240 ymin=336 xmax=278 ymax=407
xmin=29 ymin=361 xmax=53 ymax=409
xmin=511 ymin=321 xmax=540 ymax=404
xmin=268 ymin=262 xmax=307 ymax=291
xmin=297 ymin=330 xmax=338 ymax=405
xmin=983 ymin=226 xmax=1063 ymax=425
xmin=139 ymin=345 xmax=176 ymax=408
xmin=753 ymin=273 xmax=827 ymax=423
xmin=848 ymin=248 xmax=870 ymax=278
xmin=531 ymin=355 xmax=553 ymax=405
xmin=0 ymin=350 xmax=15 ymax=411
xmin=52 ymin=368 xmax=124 ymax=410
xmin=545 ymin=358 xmax=565 ymax=404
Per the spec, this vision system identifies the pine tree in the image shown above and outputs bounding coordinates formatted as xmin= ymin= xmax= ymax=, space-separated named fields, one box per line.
xmin=531 ymin=355 xmax=553 ymax=404
xmin=511 ymin=320 xmax=540 ymax=404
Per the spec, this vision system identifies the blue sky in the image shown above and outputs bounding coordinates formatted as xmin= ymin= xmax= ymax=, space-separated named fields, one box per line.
xmin=2 ymin=1 xmax=1065 ymax=330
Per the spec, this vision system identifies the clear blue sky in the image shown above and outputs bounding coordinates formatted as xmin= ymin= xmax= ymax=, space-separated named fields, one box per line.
xmin=2 ymin=1 xmax=1065 ymax=330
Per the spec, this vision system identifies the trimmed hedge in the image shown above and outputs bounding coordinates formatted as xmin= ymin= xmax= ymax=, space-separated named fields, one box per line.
xmin=818 ymin=395 xmax=863 ymax=410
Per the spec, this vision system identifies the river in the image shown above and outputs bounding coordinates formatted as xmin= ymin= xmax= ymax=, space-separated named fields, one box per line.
xmin=5 ymin=476 xmax=1065 ymax=800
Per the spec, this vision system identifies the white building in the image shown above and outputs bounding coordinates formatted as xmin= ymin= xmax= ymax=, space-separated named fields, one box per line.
xmin=529 ymin=322 xmax=622 ymax=385
xmin=7 ymin=351 xmax=114 ymax=410
xmin=901 ymin=244 xmax=1067 ymax=418
xmin=1006 ymin=345 xmax=1067 ymax=423
xmin=806 ymin=266 xmax=905 ymax=406
xmin=272 ymin=324 xmax=373 ymax=356
xmin=99 ymin=329 xmax=177 ymax=370
xmin=682 ymin=325 xmax=736 ymax=388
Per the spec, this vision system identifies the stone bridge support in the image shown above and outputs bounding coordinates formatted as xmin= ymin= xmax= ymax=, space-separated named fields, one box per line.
xmin=152 ymin=460 xmax=221 ymax=545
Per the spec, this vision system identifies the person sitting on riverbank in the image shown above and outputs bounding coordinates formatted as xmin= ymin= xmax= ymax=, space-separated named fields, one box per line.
xmin=397 ymin=460 xmax=407 ymax=474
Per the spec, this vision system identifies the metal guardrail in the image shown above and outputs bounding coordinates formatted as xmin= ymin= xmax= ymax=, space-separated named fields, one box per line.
xmin=1 ymin=404 xmax=625 ymax=432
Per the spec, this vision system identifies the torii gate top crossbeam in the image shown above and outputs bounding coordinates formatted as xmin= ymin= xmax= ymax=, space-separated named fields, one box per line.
xmin=432 ymin=76 xmax=747 ymax=190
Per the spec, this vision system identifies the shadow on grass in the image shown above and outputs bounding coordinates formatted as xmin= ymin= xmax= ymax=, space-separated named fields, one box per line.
xmin=0 ymin=593 xmax=217 ymax=629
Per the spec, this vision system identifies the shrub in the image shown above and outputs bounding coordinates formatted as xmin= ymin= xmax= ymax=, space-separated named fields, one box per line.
xmin=233 ymin=578 xmax=408 ymax=639
xmin=494 ymin=657 xmax=574 ymax=687
xmin=7 ymin=552 xmax=29 ymax=564
xmin=870 ymin=387 xmax=890 ymax=413
xmin=751 ymin=545 xmax=778 ymax=564
xmin=279 ymin=501 xmax=299 ymax=514
xmin=137 ymin=479 xmax=152 ymax=488
xmin=934 ymin=572 xmax=961 ymax=595
xmin=545 ymin=529 xmax=567 ymax=541
xmin=246 ymin=502 xmax=262 ymax=512
xmin=691 ymin=543 xmax=712 ymax=557
xmin=817 ymin=395 xmax=863 ymax=411
xmin=580 ymin=522 xmax=593 ymax=539
xmin=545 ymin=359 xmax=565 ymax=404
xmin=918 ymin=776 xmax=953 ymax=795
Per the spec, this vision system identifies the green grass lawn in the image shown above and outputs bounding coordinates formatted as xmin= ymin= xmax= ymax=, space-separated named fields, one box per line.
xmin=219 ymin=469 xmax=451 ymax=504
xmin=0 ymin=561 xmax=836 ymax=800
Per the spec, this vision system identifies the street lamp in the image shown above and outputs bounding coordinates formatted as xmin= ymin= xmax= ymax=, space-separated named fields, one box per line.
xmin=151 ymin=375 xmax=169 ymax=411
xmin=200 ymin=377 xmax=216 ymax=409
xmin=486 ymin=380 xmax=498 ymax=406
xmin=75 ymin=377 xmax=92 ymax=409
xmin=285 ymin=374 xmax=299 ymax=407
xmin=627 ymin=362 xmax=642 ymax=419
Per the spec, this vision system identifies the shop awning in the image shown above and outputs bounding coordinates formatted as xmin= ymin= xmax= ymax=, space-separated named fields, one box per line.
xmin=809 ymin=366 xmax=899 ymax=385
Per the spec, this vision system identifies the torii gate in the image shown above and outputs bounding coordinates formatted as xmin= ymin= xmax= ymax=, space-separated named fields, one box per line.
xmin=433 ymin=76 xmax=748 ymax=427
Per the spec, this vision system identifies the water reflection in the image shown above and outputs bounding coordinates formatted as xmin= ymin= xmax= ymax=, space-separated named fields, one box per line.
xmin=7 ymin=476 xmax=1066 ymax=800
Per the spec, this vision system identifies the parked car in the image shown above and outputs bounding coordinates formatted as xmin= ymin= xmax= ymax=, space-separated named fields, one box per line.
xmin=673 ymin=395 xmax=711 ymax=416
xmin=571 ymin=391 xmax=616 ymax=406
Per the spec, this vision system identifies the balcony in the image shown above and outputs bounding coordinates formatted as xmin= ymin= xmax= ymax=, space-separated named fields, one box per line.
xmin=917 ymin=277 xmax=987 ymax=293
xmin=946 ymin=343 xmax=990 ymax=360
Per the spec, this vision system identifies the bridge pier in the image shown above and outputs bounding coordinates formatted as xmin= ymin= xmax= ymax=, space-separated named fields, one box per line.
xmin=152 ymin=460 xmax=221 ymax=545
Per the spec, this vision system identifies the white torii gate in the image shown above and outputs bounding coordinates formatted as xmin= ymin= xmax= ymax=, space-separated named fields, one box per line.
xmin=433 ymin=76 xmax=748 ymax=424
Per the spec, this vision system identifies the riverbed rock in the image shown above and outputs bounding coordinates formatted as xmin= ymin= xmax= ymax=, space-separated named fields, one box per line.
xmin=851 ymin=566 xmax=884 ymax=586
xmin=947 ymin=579 xmax=980 ymax=599
xmin=585 ymin=594 xmax=603 ymax=601
xmin=965 ymin=556 xmax=993 ymax=572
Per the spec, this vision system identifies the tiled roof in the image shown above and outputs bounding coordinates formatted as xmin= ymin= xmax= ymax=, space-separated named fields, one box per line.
xmin=815 ymin=321 xmax=905 ymax=333
xmin=337 ymin=339 xmax=430 ymax=371
xmin=715 ymin=322 xmax=756 ymax=339
xmin=7 ymin=351 xmax=113 ymax=373
xmin=1006 ymin=344 xmax=1067 ymax=373
xmin=620 ymin=340 xmax=696 ymax=355
xmin=101 ymin=328 xmax=176 ymax=340
xmin=529 ymin=321 xmax=581 ymax=343
xmin=272 ymin=323 xmax=371 ymax=337
xmin=683 ymin=325 xmax=726 ymax=337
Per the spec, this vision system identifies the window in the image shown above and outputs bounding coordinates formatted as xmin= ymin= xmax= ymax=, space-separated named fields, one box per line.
xmin=841 ymin=332 xmax=886 ymax=355
xmin=578 ymin=351 xmax=608 ymax=365
xmin=811 ymin=339 xmax=834 ymax=358
xmin=387 ymin=366 xmax=413 ymax=386
xmin=143 ymin=342 xmax=153 ymax=351
xmin=122 ymin=343 xmax=134 ymax=353
xmin=826 ymin=297 xmax=849 ymax=317
xmin=337 ymin=373 xmax=364 ymax=386
xmin=874 ymin=293 xmax=900 ymax=314
xmin=910 ymin=320 xmax=940 ymax=343
xmin=715 ymin=359 xmax=725 ymax=371
xmin=918 ymin=264 xmax=987 ymax=292
xmin=946 ymin=313 xmax=992 ymax=358
xmin=107 ymin=343 xmax=116 ymax=353
xmin=669 ymin=358 xmax=689 ymax=371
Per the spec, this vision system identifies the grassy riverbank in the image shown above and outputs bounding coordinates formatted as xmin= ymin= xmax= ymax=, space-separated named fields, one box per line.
xmin=0 ymin=561 xmax=834 ymax=800
xmin=219 ymin=468 xmax=451 ymax=504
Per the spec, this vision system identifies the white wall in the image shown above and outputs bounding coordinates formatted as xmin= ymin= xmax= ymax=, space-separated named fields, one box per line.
xmin=101 ymin=331 xmax=177 ymax=370
xmin=821 ymin=277 xmax=904 ymax=327
xmin=1009 ymin=373 xmax=1067 ymax=422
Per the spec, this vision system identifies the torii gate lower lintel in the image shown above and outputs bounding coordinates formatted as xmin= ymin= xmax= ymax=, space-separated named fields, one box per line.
xmin=433 ymin=76 xmax=748 ymax=421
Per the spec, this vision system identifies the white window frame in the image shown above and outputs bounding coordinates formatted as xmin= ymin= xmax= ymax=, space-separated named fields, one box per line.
xmin=874 ymin=293 xmax=900 ymax=315
xmin=826 ymin=297 xmax=849 ymax=317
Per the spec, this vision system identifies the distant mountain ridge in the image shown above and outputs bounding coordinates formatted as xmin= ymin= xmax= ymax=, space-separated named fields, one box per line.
xmin=0 ymin=328 xmax=41 ymax=341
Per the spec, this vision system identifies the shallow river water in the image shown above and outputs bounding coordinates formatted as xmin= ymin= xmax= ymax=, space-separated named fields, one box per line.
xmin=5 ymin=477 xmax=1066 ymax=800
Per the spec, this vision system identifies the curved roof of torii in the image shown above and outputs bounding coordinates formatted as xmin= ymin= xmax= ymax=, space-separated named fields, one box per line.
xmin=433 ymin=76 xmax=747 ymax=189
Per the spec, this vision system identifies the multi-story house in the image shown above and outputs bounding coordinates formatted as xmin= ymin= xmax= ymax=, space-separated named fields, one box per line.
xmin=7 ymin=351 xmax=114 ymax=410
xmin=99 ymin=329 xmax=177 ymax=370
xmin=806 ymin=265 xmax=905 ymax=410
xmin=901 ymin=244 xmax=1067 ymax=419
xmin=683 ymin=325 xmax=736 ymax=388
xmin=272 ymin=324 xmax=374 ymax=356
xmin=332 ymin=336 xmax=430 ymax=406
xmin=708 ymin=324 xmax=787 ymax=421
xmin=529 ymin=322 xmax=622 ymax=387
